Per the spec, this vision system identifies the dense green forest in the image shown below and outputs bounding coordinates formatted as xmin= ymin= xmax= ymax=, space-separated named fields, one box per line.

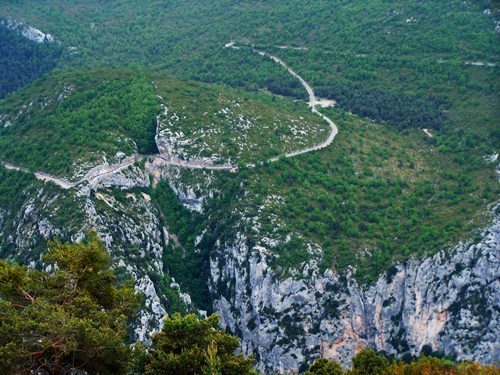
xmin=0 ymin=23 xmax=61 ymax=99
xmin=0 ymin=69 xmax=159 ymax=178
xmin=0 ymin=1 xmax=497 ymax=144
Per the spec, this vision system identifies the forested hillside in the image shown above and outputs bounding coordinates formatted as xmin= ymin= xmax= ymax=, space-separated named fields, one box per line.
xmin=0 ymin=1 xmax=497 ymax=141
xmin=0 ymin=22 xmax=61 ymax=98
xmin=0 ymin=0 xmax=498 ymax=373
xmin=0 ymin=69 xmax=158 ymax=177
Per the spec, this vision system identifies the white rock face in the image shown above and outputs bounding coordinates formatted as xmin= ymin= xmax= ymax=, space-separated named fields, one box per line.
xmin=135 ymin=275 xmax=167 ymax=341
xmin=0 ymin=163 xmax=193 ymax=343
xmin=210 ymin=213 xmax=500 ymax=373
xmin=1 ymin=18 xmax=55 ymax=43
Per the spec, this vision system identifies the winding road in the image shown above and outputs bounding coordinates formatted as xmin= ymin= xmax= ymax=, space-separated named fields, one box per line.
xmin=251 ymin=48 xmax=338 ymax=158
xmin=156 ymin=43 xmax=339 ymax=169
xmin=2 ymin=43 xmax=339 ymax=187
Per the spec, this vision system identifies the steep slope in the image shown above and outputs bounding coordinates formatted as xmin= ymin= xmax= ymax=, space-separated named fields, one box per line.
xmin=0 ymin=19 xmax=61 ymax=98
xmin=0 ymin=69 xmax=337 ymax=342
xmin=157 ymin=113 xmax=498 ymax=372
xmin=0 ymin=69 xmax=159 ymax=178
xmin=0 ymin=164 xmax=172 ymax=338
xmin=209 ymin=205 xmax=499 ymax=372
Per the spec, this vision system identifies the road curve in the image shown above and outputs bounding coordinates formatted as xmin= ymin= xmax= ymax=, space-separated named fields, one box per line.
xmin=156 ymin=43 xmax=339 ymax=170
xmin=251 ymin=48 xmax=338 ymax=157
xmin=2 ymin=156 xmax=139 ymax=190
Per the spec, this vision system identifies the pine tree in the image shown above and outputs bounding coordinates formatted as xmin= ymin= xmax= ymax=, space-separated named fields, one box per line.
xmin=0 ymin=232 xmax=140 ymax=375
xmin=203 ymin=342 xmax=222 ymax=375
xmin=143 ymin=313 xmax=256 ymax=375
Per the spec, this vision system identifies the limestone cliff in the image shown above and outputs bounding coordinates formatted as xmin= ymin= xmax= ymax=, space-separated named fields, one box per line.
xmin=210 ymin=207 xmax=499 ymax=373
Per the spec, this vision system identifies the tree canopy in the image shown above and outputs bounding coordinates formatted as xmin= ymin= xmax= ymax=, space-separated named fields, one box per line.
xmin=0 ymin=232 xmax=140 ymax=375
xmin=305 ymin=357 xmax=343 ymax=375
xmin=141 ymin=313 xmax=256 ymax=375
xmin=306 ymin=349 xmax=499 ymax=375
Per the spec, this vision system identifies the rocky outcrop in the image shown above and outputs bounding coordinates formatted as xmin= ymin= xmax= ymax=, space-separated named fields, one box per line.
xmin=0 ymin=163 xmax=198 ymax=342
xmin=0 ymin=18 xmax=55 ymax=43
xmin=210 ymin=211 xmax=499 ymax=373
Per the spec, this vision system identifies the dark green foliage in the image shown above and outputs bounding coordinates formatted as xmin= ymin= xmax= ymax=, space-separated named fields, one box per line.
xmin=270 ymin=237 xmax=310 ymax=271
xmin=316 ymin=83 xmax=447 ymax=130
xmin=419 ymin=345 xmax=447 ymax=361
xmin=152 ymin=181 xmax=212 ymax=312
xmin=305 ymin=358 xmax=343 ymax=375
xmin=305 ymin=352 xmax=500 ymax=375
xmin=141 ymin=313 xmax=256 ymax=375
xmin=350 ymin=349 xmax=390 ymax=375
xmin=0 ymin=69 xmax=159 ymax=177
xmin=0 ymin=23 xmax=61 ymax=99
xmin=0 ymin=232 xmax=141 ymax=375
xmin=0 ymin=168 xmax=36 ymax=211
xmin=1 ymin=1 xmax=496 ymax=147
xmin=0 ymin=168 xmax=88 ymax=263
xmin=381 ymin=355 xmax=499 ymax=374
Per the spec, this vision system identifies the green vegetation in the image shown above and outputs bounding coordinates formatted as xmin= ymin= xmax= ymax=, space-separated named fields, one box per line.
xmin=0 ymin=168 xmax=37 ymax=216
xmin=155 ymin=78 xmax=328 ymax=163
xmin=198 ymin=107 xmax=498 ymax=282
xmin=0 ymin=168 xmax=38 ymax=260
xmin=306 ymin=349 xmax=500 ymax=375
xmin=350 ymin=348 xmax=389 ymax=375
xmin=151 ymin=181 xmax=212 ymax=312
xmin=0 ymin=69 xmax=329 ymax=175
xmin=270 ymin=41 xmax=499 ymax=150
xmin=137 ymin=313 xmax=256 ymax=375
xmin=305 ymin=357 xmax=343 ymax=375
xmin=0 ymin=23 xmax=62 ymax=99
xmin=0 ymin=235 xmax=256 ymax=375
xmin=381 ymin=357 xmax=500 ymax=375
xmin=0 ymin=168 xmax=79 ymax=262
xmin=0 ymin=0 xmax=497 ymax=294
xmin=143 ymin=98 xmax=497 ymax=284
xmin=0 ymin=1 xmax=496 ymax=73
xmin=0 ymin=68 xmax=159 ymax=178
xmin=0 ymin=1 xmax=498 ymax=371
xmin=0 ymin=1 xmax=497 ymax=144
xmin=0 ymin=232 xmax=140 ymax=375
